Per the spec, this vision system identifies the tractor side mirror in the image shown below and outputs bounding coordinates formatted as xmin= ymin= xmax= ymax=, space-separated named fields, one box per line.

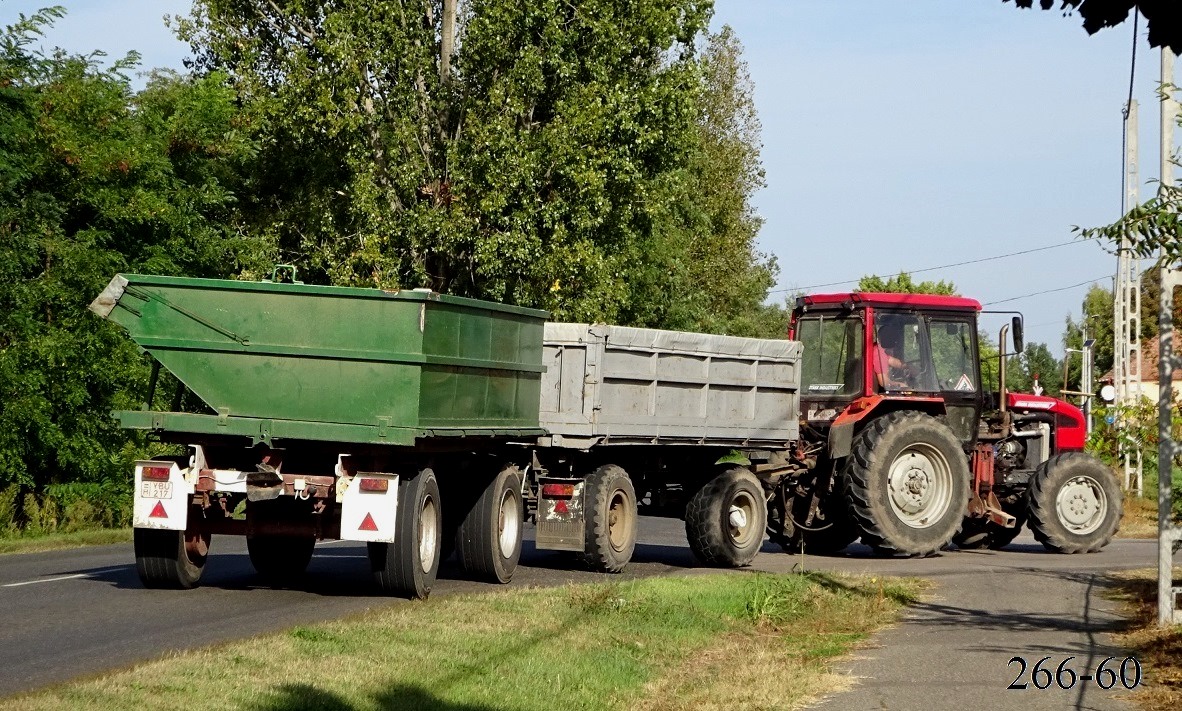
xmin=1011 ymin=316 xmax=1024 ymax=354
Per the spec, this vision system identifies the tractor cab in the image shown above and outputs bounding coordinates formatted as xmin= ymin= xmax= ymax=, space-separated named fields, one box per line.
xmin=791 ymin=292 xmax=988 ymax=446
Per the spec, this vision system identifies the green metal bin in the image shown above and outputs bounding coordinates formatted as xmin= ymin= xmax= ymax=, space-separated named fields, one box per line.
xmin=90 ymin=274 xmax=548 ymax=446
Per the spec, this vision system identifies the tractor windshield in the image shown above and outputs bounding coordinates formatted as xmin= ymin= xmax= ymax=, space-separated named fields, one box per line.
xmin=797 ymin=315 xmax=863 ymax=399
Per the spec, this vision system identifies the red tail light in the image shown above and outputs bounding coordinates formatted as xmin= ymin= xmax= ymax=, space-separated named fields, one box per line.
xmin=141 ymin=466 xmax=171 ymax=481
xmin=358 ymin=477 xmax=389 ymax=492
xmin=541 ymin=483 xmax=576 ymax=498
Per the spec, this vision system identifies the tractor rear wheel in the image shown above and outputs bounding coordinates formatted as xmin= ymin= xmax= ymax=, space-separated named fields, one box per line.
xmin=1027 ymin=453 xmax=1121 ymax=553
xmin=843 ymin=411 xmax=969 ymax=556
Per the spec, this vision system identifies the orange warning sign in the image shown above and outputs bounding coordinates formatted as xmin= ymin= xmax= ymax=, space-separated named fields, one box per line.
xmin=359 ymin=513 xmax=378 ymax=532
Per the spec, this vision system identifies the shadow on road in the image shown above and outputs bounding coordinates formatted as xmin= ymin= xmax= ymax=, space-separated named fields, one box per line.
xmin=252 ymin=683 xmax=498 ymax=711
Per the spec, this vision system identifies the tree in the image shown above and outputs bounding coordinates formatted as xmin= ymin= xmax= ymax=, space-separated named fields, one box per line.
xmin=179 ymin=1 xmax=781 ymax=327
xmin=660 ymin=25 xmax=786 ymax=338
xmin=856 ymin=272 xmax=959 ymax=295
xmin=1004 ymin=1 xmax=1182 ymax=54
xmin=1062 ymin=284 xmax=1114 ymax=391
xmin=1006 ymin=342 xmax=1063 ymax=397
xmin=0 ymin=8 xmax=258 ymax=492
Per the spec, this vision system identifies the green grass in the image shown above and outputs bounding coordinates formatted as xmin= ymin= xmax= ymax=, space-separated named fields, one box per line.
xmin=0 ymin=528 xmax=132 ymax=555
xmin=0 ymin=572 xmax=921 ymax=711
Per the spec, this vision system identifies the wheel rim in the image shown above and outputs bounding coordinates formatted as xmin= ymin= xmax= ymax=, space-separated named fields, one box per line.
xmin=419 ymin=494 xmax=438 ymax=573
xmin=497 ymin=488 xmax=520 ymax=559
xmin=886 ymin=443 xmax=954 ymax=529
xmin=607 ymin=489 xmax=633 ymax=552
xmin=1055 ymin=475 xmax=1107 ymax=535
xmin=727 ymin=489 xmax=759 ymax=548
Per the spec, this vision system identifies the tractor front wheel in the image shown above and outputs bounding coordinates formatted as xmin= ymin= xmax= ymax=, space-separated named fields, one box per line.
xmin=843 ymin=412 xmax=969 ymax=557
xmin=1027 ymin=453 xmax=1121 ymax=553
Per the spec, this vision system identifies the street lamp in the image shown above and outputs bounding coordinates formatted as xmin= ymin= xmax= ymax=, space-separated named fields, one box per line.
xmin=1062 ymin=336 xmax=1096 ymax=436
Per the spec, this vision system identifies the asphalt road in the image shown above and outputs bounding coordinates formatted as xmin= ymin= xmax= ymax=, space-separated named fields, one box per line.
xmin=0 ymin=521 xmax=1165 ymax=708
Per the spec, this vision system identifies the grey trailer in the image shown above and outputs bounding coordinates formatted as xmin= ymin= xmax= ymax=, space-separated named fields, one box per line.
xmin=531 ymin=323 xmax=803 ymax=571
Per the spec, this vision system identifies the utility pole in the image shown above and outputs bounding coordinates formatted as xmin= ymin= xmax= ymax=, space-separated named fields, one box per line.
xmin=1156 ymin=46 xmax=1182 ymax=628
xmin=1116 ymin=99 xmax=1144 ymax=494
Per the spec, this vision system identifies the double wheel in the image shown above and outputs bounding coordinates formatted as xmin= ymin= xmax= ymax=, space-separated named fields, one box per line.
xmin=370 ymin=464 xmax=527 ymax=598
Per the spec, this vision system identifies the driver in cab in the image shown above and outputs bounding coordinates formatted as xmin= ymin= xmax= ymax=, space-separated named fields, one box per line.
xmin=874 ymin=323 xmax=912 ymax=391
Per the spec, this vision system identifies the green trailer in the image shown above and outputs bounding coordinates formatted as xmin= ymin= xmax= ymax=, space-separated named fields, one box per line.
xmin=91 ymin=272 xmax=547 ymax=447
xmin=92 ymin=272 xmax=803 ymax=598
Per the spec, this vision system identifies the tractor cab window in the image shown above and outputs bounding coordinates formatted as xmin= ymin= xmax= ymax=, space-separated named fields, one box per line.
xmin=798 ymin=314 xmax=863 ymax=398
xmin=874 ymin=312 xmax=937 ymax=392
xmin=929 ymin=319 xmax=977 ymax=392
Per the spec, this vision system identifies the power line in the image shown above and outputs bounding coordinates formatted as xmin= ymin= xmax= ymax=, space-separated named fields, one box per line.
xmin=982 ymin=277 xmax=1108 ymax=306
xmin=770 ymin=239 xmax=1083 ymax=294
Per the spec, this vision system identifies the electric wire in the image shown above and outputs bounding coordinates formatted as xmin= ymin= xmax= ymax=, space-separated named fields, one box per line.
xmin=982 ymin=277 xmax=1108 ymax=306
xmin=770 ymin=239 xmax=1084 ymax=294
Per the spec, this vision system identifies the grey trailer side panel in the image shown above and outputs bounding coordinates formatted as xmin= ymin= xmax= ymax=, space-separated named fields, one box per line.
xmin=539 ymin=323 xmax=802 ymax=448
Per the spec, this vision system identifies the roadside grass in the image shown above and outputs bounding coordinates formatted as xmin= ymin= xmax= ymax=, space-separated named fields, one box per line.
xmin=0 ymin=571 xmax=921 ymax=711
xmin=1121 ymin=496 xmax=1159 ymax=538
xmin=0 ymin=528 xmax=132 ymax=555
xmin=1107 ymin=568 xmax=1182 ymax=711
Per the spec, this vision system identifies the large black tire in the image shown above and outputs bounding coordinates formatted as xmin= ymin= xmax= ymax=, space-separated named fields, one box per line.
xmin=456 ymin=465 xmax=523 ymax=583
xmin=368 ymin=468 xmax=442 ymax=598
xmin=769 ymin=483 xmax=860 ymax=555
xmin=247 ymin=534 xmax=316 ymax=583
xmin=134 ymin=521 xmax=209 ymax=590
xmin=583 ymin=464 xmax=637 ymax=573
xmin=844 ymin=412 xmax=970 ymax=556
xmin=1027 ymin=452 xmax=1122 ymax=553
xmin=686 ymin=467 xmax=767 ymax=567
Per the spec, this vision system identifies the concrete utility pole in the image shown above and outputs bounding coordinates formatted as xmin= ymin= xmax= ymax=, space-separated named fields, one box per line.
xmin=1116 ymin=99 xmax=1144 ymax=494
xmin=1156 ymin=46 xmax=1182 ymax=628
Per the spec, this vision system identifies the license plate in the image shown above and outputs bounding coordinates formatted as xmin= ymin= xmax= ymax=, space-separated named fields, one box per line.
xmin=140 ymin=481 xmax=173 ymax=499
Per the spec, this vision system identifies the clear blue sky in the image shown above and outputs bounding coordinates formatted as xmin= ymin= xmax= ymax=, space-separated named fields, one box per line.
xmin=3 ymin=0 xmax=1172 ymax=355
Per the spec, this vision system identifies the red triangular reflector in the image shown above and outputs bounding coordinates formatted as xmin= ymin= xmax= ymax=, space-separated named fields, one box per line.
xmin=554 ymin=500 xmax=569 ymax=514
xmin=149 ymin=502 xmax=168 ymax=519
xmin=359 ymin=513 xmax=378 ymax=532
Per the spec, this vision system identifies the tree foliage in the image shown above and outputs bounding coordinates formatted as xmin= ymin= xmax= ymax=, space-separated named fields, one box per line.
xmin=0 ymin=7 xmax=259 ymax=491
xmin=173 ymin=0 xmax=779 ymax=334
xmin=1004 ymin=1 xmax=1182 ymax=54
xmin=855 ymin=272 xmax=958 ymax=295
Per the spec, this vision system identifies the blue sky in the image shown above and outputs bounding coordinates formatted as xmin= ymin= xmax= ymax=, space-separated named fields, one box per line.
xmin=2 ymin=0 xmax=1172 ymax=355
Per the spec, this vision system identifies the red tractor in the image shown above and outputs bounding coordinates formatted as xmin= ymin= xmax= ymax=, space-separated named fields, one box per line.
xmin=766 ymin=291 xmax=1122 ymax=556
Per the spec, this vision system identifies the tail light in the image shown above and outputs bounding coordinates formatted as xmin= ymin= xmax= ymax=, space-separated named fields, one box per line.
xmin=141 ymin=466 xmax=171 ymax=481
xmin=358 ymin=477 xmax=390 ymax=492
xmin=541 ymin=483 xmax=576 ymax=498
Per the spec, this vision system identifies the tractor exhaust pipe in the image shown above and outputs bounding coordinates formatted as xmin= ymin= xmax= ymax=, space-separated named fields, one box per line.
xmin=998 ymin=324 xmax=1009 ymax=416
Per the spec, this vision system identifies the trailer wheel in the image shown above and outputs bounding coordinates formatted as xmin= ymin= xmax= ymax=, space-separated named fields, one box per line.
xmin=247 ymin=535 xmax=316 ymax=583
xmin=134 ymin=517 xmax=209 ymax=590
xmin=844 ymin=412 xmax=969 ymax=557
xmin=1027 ymin=453 xmax=1122 ymax=553
xmin=369 ymin=468 xmax=442 ymax=598
xmin=686 ymin=467 xmax=767 ymax=567
xmin=457 ymin=465 xmax=523 ymax=583
xmin=583 ymin=465 xmax=637 ymax=573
